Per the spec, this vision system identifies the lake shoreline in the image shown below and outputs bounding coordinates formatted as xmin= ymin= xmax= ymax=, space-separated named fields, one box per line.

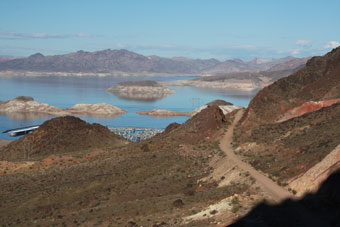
xmin=0 ymin=70 xmax=201 ymax=78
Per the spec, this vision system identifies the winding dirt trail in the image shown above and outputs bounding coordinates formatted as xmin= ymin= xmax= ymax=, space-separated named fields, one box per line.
xmin=220 ymin=110 xmax=294 ymax=201
xmin=217 ymin=110 xmax=330 ymax=226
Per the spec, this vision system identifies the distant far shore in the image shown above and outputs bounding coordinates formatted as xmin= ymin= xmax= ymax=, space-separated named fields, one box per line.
xmin=0 ymin=70 xmax=201 ymax=77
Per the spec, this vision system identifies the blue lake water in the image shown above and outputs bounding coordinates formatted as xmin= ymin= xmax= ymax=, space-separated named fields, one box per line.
xmin=0 ymin=75 xmax=256 ymax=140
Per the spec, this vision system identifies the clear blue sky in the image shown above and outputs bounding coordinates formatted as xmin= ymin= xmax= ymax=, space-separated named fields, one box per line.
xmin=0 ymin=0 xmax=339 ymax=60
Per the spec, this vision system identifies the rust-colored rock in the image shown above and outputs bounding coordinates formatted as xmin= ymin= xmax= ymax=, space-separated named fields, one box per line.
xmin=278 ymin=98 xmax=340 ymax=122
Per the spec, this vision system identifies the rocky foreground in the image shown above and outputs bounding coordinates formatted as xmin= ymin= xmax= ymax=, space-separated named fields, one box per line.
xmin=108 ymin=80 xmax=175 ymax=101
xmin=0 ymin=96 xmax=126 ymax=117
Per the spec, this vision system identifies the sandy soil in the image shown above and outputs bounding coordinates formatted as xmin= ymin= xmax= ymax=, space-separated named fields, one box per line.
xmin=0 ymin=139 xmax=11 ymax=148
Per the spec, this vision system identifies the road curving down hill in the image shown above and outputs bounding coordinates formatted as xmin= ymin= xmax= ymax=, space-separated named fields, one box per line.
xmin=220 ymin=110 xmax=294 ymax=201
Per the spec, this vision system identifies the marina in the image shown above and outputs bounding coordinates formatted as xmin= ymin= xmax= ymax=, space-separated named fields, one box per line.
xmin=108 ymin=127 xmax=164 ymax=142
xmin=3 ymin=125 xmax=164 ymax=142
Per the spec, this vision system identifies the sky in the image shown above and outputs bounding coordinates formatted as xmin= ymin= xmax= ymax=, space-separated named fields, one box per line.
xmin=0 ymin=0 xmax=339 ymax=60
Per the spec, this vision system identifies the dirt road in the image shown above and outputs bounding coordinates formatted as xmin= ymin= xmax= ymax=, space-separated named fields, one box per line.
xmin=220 ymin=110 xmax=294 ymax=201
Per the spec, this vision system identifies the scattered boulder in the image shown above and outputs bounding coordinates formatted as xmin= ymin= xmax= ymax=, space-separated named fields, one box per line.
xmin=141 ymin=143 xmax=150 ymax=152
xmin=127 ymin=221 xmax=137 ymax=227
xmin=173 ymin=199 xmax=184 ymax=208
xmin=163 ymin=122 xmax=181 ymax=134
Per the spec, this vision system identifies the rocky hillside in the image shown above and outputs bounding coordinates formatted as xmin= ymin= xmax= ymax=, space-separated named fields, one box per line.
xmin=241 ymin=47 xmax=340 ymax=126
xmin=233 ymin=47 xmax=340 ymax=191
xmin=235 ymin=102 xmax=340 ymax=183
xmin=0 ymin=116 xmax=127 ymax=161
xmin=0 ymin=105 xmax=254 ymax=227
xmin=138 ymin=105 xmax=228 ymax=152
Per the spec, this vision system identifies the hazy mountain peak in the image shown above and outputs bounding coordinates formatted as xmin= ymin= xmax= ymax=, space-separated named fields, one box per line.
xmin=28 ymin=53 xmax=44 ymax=59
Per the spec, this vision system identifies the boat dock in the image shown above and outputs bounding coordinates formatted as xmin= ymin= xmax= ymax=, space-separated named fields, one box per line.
xmin=2 ymin=125 xmax=40 ymax=137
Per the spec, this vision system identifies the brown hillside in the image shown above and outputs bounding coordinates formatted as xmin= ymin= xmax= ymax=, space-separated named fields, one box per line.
xmin=0 ymin=116 xmax=127 ymax=161
xmin=153 ymin=105 xmax=226 ymax=145
xmin=133 ymin=105 xmax=229 ymax=157
xmin=233 ymin=47 xmax=340 ymax=187
xmin=242 ymin=47 xmax=340 ymax=127
xmin=0 ymin=106 xmax=252 ymax=226
xmin=235 ymin=102 xmax=340 ymax=182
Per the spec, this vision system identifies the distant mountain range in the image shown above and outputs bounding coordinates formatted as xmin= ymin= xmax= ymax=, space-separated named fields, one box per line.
xmin=204 ymin=56 xmax=310 ymax=74
xmin=0 ymin=56 xmax=20 ymax=62
xmin=0 ymin=49 xmax=309 ymax=75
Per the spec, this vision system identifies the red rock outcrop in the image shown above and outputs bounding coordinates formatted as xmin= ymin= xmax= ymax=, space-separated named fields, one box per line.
xmin=278 ymin=98 xmax=340 ymax=122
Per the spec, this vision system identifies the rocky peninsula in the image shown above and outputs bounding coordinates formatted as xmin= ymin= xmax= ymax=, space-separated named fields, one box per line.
xmin=137 ymin=109 xmax=191 ymax=117
xmin=107 ymin=80 xmax=175 ymax=101
xmin=137 ymin=100 xmax=240 ymax=117
xmin=65 ymin=103 xmax=126 ymax=116
xmin=0 ymin=96 xmax=69 ymax=115
xmin=0 ymin=96 xmax=126 ymax=117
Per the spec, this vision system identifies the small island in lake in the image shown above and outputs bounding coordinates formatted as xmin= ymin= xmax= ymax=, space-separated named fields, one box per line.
xmin=0 ymin=96 xmax=127 ymax=117
xmin=107 ymin=80 xmax=175 ymax=101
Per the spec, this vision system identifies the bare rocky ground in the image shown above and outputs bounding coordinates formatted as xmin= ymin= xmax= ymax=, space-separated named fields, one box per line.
xmin=0 ymin=139 xmax=11 ymax=149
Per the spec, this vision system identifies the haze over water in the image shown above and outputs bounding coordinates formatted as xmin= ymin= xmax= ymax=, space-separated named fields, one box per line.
xmin=0 ymin=75 xmax=255 ymax=140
